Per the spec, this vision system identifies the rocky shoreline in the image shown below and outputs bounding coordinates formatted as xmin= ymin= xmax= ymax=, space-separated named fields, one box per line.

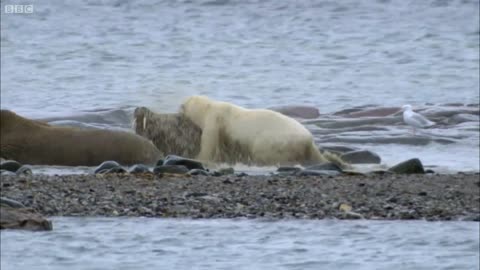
xmin=1 ymin=173 xmax=479 ymax=222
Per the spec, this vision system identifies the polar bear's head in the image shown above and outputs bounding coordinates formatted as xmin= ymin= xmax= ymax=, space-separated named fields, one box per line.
xmin=179 ymin=95 xmax=213 ymax=127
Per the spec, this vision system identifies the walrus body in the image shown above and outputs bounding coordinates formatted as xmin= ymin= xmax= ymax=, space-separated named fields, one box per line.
xmin=133 ymin=107 xmax=201 ymax=158
xmin=0 ymin=110 xmax=161 ymax=166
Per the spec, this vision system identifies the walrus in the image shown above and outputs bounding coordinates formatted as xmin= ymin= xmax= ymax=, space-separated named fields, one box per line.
xmin=133 ymin=107 xmax=201 ymax=158
xmin=0 ymin=110 xmax=161 ymax=166
xmin=134 ymin=107 xmax=261 ymax=165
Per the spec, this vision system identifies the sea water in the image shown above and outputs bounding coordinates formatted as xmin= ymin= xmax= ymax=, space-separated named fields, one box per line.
xmin=1 ymin=0 xmax=479 ymax=268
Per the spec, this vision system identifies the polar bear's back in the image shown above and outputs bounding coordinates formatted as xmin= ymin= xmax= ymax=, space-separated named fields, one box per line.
xmin=222 ymin=106 xmax=313 ymax=142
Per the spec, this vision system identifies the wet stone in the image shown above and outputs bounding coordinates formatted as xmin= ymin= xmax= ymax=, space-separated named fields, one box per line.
xmin=277 ymin=166 xmax=302 ymax=173
xmin=296 ymin=170 xmax=341 ymax=176
xmin=154 ymin=165 xmax=189 ymax=175
xmin=0 ymin=170 xmax=16 ymax=176
xmin=305 ymin=163 xmax=343 ymax=172
xmin=0 ymin=203 xmax=52 ymax=231
xmin=340 ymin=150 xmax=381 ymax=164
xmin=0 ymin=160 xmax=22 ymax=173
xmin=163 ymin=155 xmax=205 ymax=170
xmin=188 ymin=169 xmax=210 ymax=176
xmin=94 ymin=161 xmax=121 ymax=174
xmin=0 ymin=197 xmax=26 ymax=208
xmin=155 ymin=159 xmax=164 ymax=167
xmin=389 ymin=158 xmax=425 ymax=174
xmin=129 ymin=164 xmax=151 ymax=174
xmin=218 ymin=167 xmax=235 ymax=175
xmin=104 ymin=167 xmax=128 ymax=174
xmin=16 ymin=166 xmax=33 ymax=176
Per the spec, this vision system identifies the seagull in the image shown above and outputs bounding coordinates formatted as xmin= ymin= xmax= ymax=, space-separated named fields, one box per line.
xmin=402 ymin=104 xmax=435 ymax=135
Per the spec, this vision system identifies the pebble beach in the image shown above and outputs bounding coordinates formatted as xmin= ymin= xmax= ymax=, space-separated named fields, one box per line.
xmin=2 ymin=173 xmax=479 ymax=221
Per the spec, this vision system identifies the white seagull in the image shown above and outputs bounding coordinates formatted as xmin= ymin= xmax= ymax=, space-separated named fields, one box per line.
xmin=402 ymin=104 xmax=435 ymax=135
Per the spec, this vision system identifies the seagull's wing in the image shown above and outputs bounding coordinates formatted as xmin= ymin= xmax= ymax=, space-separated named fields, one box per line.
xmin=409 ymin=112 xmax=435 ymax=127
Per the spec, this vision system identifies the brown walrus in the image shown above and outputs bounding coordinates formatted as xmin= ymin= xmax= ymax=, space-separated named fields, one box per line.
xmin=0 ymin=110 xmax=161 ymax=166
xmin=133 ymin=107 xmax=201 ymax=158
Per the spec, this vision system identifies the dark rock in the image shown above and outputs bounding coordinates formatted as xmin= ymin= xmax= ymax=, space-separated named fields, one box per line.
xmin=188 ymin=169 xmax=210 ymax=176
xmin=154 ymin=165 xmax=189 ymax=175
xmin=94 ymin=161 xmax=121 ymax=174
xmin=129 ymin=164 xmax=151 ymax=174
xmin=235 ymin=172 xmax=248 ymax=177
xmin=222 ymin=178 xmax=233 ymax=184
xmin=16 ymin=165 xmax=33 ymax=176
xmin=341 ymin=150 xmax=381 ymax=164
xmin=277 ymin=166 xmax=302 ymax=173
xmin=425 ymin=169 xmax=435 ymax=174
xmin=389 ymin=158 xmax=425 ymax=174
xmin=0 ymin=160 xmax=22 ymax=173
xmin=211 ymin=171 xmax=223 ymax=177
xmin=163 ymin=155 xmax=205 ymax=170
xmin=0 ymin=205 xmax=52 ymax=231
xmin=461 ymin=214 xmax=480 ymax=222
xmin=368 ymin=170 xmax=394 ymax=175
xmin=0 ymin=170 xmax=16 ymax=176
xmin=218 ymin=167 xmax=235 ymax=175
xmin=0 ymin=197 xmax=26 ymax=208
xmin=296 ymin=169 xmax=341 ymax=176
xmin=305 ymin=162 xmax=343 ymax=172
xmin=185 ymin=192 xmax=209 ymax=198
xmin=104 ymin=166 xmax=128 ymax=174
xmin=155 ymin=159 xmax=164 ymax=167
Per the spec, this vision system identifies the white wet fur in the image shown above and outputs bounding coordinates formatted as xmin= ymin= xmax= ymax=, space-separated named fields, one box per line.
xmin=402 ymin=104 xmax=435 ymax=134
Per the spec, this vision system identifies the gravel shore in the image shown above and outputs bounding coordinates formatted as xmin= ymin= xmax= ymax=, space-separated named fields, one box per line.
xmin=1 ymin=173 xmax=479 ymax=221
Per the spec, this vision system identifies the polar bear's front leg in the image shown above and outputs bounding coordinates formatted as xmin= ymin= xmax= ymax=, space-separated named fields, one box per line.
xmin=197 ymin=123 xmax=219 ymax=161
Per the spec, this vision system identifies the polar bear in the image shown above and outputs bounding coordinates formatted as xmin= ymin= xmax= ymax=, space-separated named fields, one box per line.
xmin=180 ymin=95 xmax=343 ymax=166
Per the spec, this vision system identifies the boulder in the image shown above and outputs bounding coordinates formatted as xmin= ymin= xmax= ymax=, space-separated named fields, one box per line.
xmin=341 ymin=150 xmax=381 ymax=164
xmin=0 ymin=160 xmax=22 ymax=173
xmin=277 ymin=166 xmax=302 ymax=173
xmin=94 ymin=161 xmax=121 ymax=174
xmin=163 ymin=155 xmax=205 ymax=170
xmin=389 ymin=158 xmax=425 ymax=174
xmin=305 ymin=162 xmax=343 ymax=172
xmin=188 ymin=169 xmax=210 ymax=176
xmin=296 ymin=169 xmax=341 ymax=176
xmin=0 ymin=198 xmax=52 ymax=231
xmin=218 ymin=167 xmax=235 ymax=175
xmin=153 ymin=165 xmax=189 ymax=175
xmin=16 ymin=165 xmax=33 ymax=176
xmin=129 ymin=164 xmax=151 ymax=174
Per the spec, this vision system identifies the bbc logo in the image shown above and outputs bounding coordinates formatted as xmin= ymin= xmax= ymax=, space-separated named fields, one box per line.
xmin=4 ymin=4 xmax=34 ymax=14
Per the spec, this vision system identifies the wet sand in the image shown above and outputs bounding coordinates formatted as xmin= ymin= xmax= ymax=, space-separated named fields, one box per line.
xmin=1 ymin=173 xmax=479 ymax=221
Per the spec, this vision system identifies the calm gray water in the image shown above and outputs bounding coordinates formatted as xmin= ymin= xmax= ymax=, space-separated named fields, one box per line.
xmin=1 ymin=0 xmax=479 ymax=171
xmin=1 ymin=0 xmax=478 ymax=114
xmin=1 ymin=1 xmax=479 ymax=268
xmin=1 ymin=218 xmax=479 ymax=270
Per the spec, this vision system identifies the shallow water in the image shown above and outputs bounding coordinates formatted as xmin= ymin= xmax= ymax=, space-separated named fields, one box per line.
xmin=1 ymin=0 xmax=479 ymax=115
xmin=1 ymin=0 xmax=479 ymax=172
xmin=1 ymin=218 xmax=479 ymax=270
xmin=1 ymin=1 xmax=479 ymax=266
